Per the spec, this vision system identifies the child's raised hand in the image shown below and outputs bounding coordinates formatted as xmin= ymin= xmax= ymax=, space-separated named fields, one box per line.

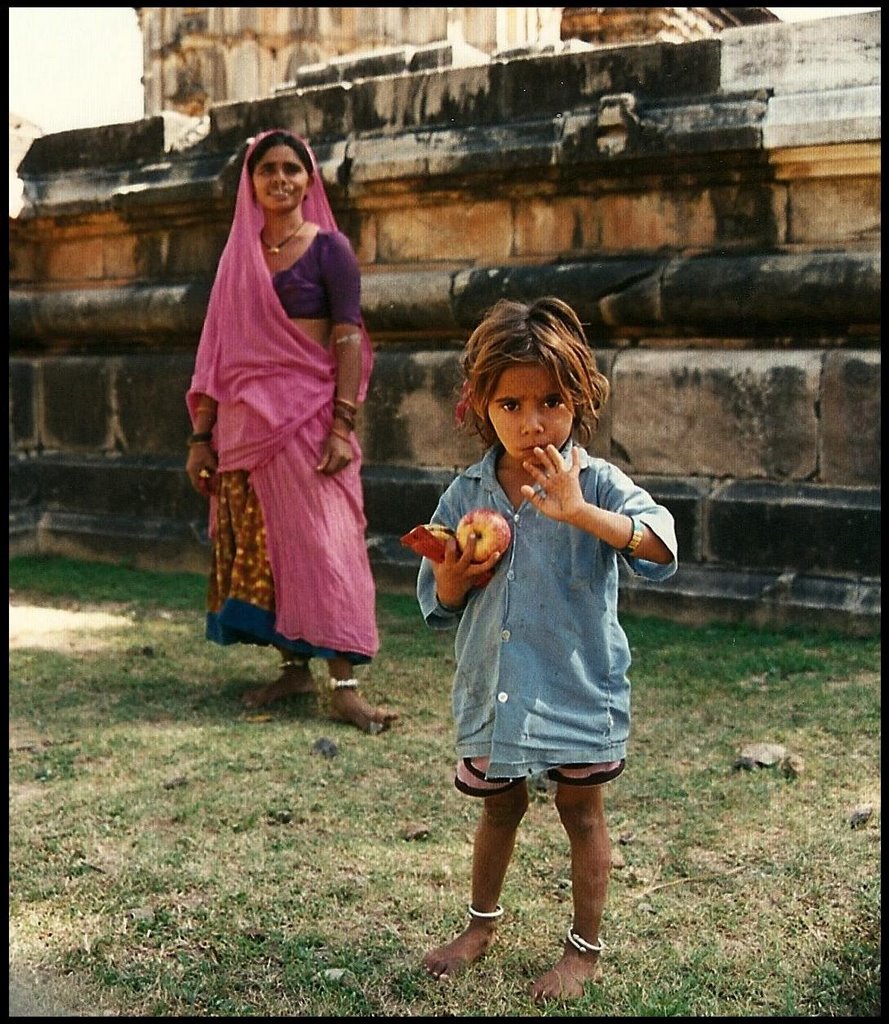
xmin=521 ymin=444 xmax=585 ymax=522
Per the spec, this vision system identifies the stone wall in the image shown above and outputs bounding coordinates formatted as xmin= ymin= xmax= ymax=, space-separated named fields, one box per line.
xmin=8 ymin=12 xmax=881 ymax=634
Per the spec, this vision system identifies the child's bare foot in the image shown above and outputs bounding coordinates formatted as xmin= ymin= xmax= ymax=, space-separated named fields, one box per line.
xmin=424 ymin=922 xmax=497 ymax=980
xmin=242 ymin=663 xmax=316 ymax=708
xmin=529 ymin=942 xmax=601 ymax=1003
xmin=329 ymin=687 xmax=398 ymax=735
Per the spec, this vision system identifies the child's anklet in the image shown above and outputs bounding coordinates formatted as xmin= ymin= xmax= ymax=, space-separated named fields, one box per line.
xmin=566 ymin=927 xmax=604 ymax=954
xmin=468 ymin=903 xmax=504 ymax=920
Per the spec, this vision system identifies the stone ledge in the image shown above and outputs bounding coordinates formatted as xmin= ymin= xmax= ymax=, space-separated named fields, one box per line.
xmin=12 ymin=252 xmax=878 ymax=345
xmin=620 ymin=563 xmax=880 ymax=638
xmin=764 ymin=86 xmax=881 ymax=149
xmin=707 ymin=481 xmax=880 ymax=577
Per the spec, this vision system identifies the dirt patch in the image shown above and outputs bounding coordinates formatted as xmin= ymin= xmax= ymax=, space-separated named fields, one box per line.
xmin=8 ymin=602 xmax=134 ymax=652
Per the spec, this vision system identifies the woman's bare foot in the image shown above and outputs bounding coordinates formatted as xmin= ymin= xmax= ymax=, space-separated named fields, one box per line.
xmin=529 ymin=942 xmax=601 ymax=1003
xmin=424 ymin=922 xmax=497 ymax=980
xmin=242 ymin=662 xmax=316 ymax=708
xmin=329 ymin=687 xmax=398 ymax=735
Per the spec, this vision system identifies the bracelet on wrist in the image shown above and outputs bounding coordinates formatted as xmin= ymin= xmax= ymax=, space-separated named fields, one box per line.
xmin=187 ymin=431 xmax=213 ymax=447
xmin=331 ymin=428 xmax=352 ymax=442
xmin=621 ymin=516 xmax=644 ymax=556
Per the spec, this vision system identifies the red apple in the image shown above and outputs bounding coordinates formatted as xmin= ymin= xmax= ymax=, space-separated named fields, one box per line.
xmin=456 ymin=507 xmax=512 ymax=563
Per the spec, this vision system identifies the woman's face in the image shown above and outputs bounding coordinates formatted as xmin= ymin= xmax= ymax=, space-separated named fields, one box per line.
xmin=250 ymin=144 xmax=312 ymax=214
xmin=486 ymin=363 xmax=574 ymax=472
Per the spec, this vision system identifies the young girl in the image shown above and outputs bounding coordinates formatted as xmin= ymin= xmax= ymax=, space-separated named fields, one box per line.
xmin=416 ymin=296 xmax=678 ymax=1002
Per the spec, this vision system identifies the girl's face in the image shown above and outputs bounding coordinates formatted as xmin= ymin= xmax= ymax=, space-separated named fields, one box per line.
xmin=250 ymin=144 xmax=312 ymax=214
xmin=486 ymin=363 xmax=574 ymax=472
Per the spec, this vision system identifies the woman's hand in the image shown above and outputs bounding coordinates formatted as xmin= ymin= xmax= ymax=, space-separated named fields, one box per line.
xmin=316 ymin=430 xmax=354 ymax=476
xmin=186 ymin=443 xmax=218 ymax=497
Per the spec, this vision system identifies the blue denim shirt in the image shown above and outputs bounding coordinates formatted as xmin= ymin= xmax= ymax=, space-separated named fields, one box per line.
xmin=417 ymin=440 xmax=678 ymax=779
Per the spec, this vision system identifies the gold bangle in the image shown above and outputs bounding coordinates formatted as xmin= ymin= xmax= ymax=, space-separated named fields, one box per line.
xmin=334 ymin=396 xmax=358 ymax=412
xmin=622 ymin=517 xmax=643 ymax=556
xmin=331 ymin=428 xmax=352 ymax=442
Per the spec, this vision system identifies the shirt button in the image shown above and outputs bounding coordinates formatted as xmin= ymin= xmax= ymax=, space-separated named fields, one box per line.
xmin=506 ymin=570 xmax=515 ymax=581
xmin=501 ymin=629 xmax=511 ymax=641
xmin=497 ymin=692 xmax=509 ymax=703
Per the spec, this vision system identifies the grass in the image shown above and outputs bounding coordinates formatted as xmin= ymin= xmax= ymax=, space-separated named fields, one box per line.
xmin=8 ymin=555 xmax=881 ymax=1017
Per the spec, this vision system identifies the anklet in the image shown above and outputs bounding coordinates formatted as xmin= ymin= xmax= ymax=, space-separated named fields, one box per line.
xmin=468 ymin=904 xmax=504 ymax=920
xmin=329 ymin=677 xmax=359 ymax=691
xmin=566 ymin=927 xmax=604 ymax=954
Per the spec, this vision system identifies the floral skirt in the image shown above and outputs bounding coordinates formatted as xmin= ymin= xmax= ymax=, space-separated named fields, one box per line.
xmin=205 ymin=470 xmax=369 ymax=665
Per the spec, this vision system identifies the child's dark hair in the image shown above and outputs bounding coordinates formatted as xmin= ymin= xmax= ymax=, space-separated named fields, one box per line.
xmin=247 ymin=131 xmax=315 ymax=179
xmin=458 ymin=297 xmax=610 ymax=447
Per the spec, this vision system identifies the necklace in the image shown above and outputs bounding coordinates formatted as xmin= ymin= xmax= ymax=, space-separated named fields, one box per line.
xmin=260 ymin=222 xmax=304 ymax=255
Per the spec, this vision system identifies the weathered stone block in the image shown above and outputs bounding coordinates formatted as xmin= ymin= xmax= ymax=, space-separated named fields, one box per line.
xmin=720 ymin=12 xmax=881 ymax=95
xmin=34 ymin=510 xmax=209 ymax=575
xmin=638 ymin=476 xmax=709 ymax=565
xmin=29 ymin=456 xmax=205 ymax=522
xmin=612 ymin=350 xmax=820 ymax=479
xmin=41 ymin=360 xmax=113 ymax=452
xmin=362 ymin=465 xmax=454 ymax=537
xmin=361 ymin=349 xmax=478 ymax=467
xmin=46 ymin=237 xmax=104 ymax=283
xmin=662 ymin=252 xmax=880 ymax=333
xmin=820 ymin=351 xmax=881 ymax=485
xmin=599 ymin=190 xmax=718 ymax=251
xmin=9 ymin=362 xmax=37 ymax=449
xmin=707 ymin=481 xmax=880 ymax=576
xmin=376 ymin=200 xmax=513 ymax=263
xmin=115 ymin=355 xmax=196 ymax=454
xmin=764 ymin=85 xmax=881 ymax=149
xmin=102 ymin=231 xmax=140 ymax=280
xmin=18 ymin=118 xmax=167 ymax=175
xmin=362 ymin=271 xmax=458 ymax=334
xmin=787 ymin=174 xmax=880 ymax=246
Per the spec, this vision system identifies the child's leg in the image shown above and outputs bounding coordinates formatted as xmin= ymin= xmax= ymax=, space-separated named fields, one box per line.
xmin=425 ymin=781 xmax=528 ymax=980
xmin=530 ymin=783 xmax=610 ymax=1002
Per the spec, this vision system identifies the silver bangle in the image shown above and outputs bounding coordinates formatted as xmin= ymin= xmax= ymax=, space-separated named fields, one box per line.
xmin=468 ymin=904 xmax=504 ymax=920
xmin=566 ymin=927 xmax=604 ymax=954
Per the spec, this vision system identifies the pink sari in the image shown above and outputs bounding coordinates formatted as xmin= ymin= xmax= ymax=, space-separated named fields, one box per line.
xmin=187 ymin=130 xmax=379 ymax=659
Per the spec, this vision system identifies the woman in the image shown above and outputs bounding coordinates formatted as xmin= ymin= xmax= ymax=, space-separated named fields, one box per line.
xmin=185 ymin=129 xmax=396 ymax=734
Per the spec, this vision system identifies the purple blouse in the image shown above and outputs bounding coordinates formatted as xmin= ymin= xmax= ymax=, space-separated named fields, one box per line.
xmin=271 ymin=229 xmax=362 ymax=323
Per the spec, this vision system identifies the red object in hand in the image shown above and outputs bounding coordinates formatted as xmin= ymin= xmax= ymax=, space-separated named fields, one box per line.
xmin=399 ymin=523 xmax=455 ymax=563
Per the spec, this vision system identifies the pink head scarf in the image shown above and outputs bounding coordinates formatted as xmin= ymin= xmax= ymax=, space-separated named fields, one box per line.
xmin=187 ymin=129 xmax=373 ymax=471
